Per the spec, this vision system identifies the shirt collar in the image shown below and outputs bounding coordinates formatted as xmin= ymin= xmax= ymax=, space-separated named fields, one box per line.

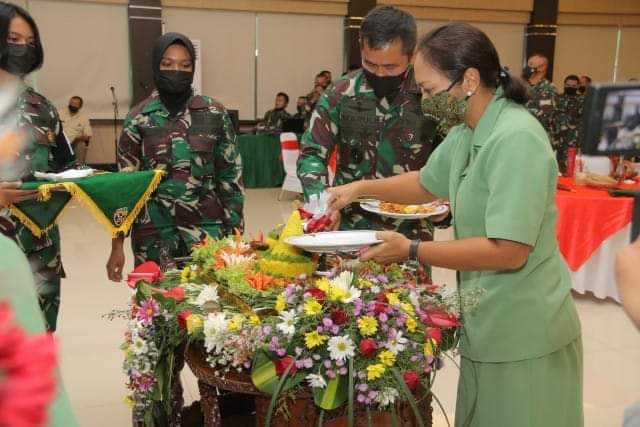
xmin=470 ymin=87 xmax=507 ymax=148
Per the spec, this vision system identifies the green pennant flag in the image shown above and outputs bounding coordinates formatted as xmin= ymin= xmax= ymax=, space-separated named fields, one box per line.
xmin=10 ymin=170 xmax=164 ymax=237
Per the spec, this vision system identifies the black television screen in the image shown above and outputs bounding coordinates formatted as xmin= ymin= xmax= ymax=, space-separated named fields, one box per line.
xmin=581 ymin=83 xmax=640 ymax=156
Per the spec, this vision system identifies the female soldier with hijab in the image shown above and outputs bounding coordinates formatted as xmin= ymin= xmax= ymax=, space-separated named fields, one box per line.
xmin=0 ymin=2 xmax=74 ymax=332
xmin=107 ymin=33 xmax=244 ymax=280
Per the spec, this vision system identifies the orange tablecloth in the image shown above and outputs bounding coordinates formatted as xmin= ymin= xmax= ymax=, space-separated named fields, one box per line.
xmin=556 ymin=177 xmax=638 ymax=271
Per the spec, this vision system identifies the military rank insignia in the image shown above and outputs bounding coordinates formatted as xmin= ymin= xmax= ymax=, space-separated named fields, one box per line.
xmin=113 ymin=207 xmax=129 ymax=227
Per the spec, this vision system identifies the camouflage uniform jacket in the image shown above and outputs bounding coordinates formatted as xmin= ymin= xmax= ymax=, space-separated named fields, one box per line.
xmin=258 ymin=108 xmax=290 ymax=134
xmin=553 ymin=92 xmax=584 ymax=148
xmin=526 ymin=79 xmax=557 ymax=138
xmin=297 ymin=67 xmax=438 ymax=240
xmin=0 ymin=86 xmax=69 ymax=330
xmin=118 ymin=92 xmax=244 ymax=264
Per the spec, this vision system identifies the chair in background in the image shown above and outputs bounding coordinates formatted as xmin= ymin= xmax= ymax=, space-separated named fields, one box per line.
xmin=279 ymin=132 xmax=303 ymax=200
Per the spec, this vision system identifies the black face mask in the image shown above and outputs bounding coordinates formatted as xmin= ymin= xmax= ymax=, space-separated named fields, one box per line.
xmin=578 ymin=86 xmax=586 ymax=95
xmin=156 ymin=70 xmax=193 ymax=95
xmin=564 ymin=87 xmax=578 ymax=96
xmin=522 ymin=66 xmax=536 ymax=80
xmin=1 ymin=43 xmax=38 ymax=76
xmin=68 ymin=105 xmax=80 ymax=114
xmin=363 ymin=67 xmax=407 ymax=99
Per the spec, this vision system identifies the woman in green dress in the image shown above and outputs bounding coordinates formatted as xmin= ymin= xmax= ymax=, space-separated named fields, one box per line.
xmin=328 ymin=23 xmax=582 ymax=427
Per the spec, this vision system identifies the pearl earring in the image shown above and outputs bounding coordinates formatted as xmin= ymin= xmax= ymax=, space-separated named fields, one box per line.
xmin=466 ymin=91 xmax=473 ymax=97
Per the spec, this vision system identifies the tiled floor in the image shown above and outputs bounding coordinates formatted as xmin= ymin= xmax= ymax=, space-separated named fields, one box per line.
xmin=54 ymin=188 xmax=639 ymax=426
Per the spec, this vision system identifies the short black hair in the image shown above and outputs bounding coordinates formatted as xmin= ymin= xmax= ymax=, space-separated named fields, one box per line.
xmin=70 ymin=96 xmax=84 ymax=106
xmin=564 ymin=74 xmax=579 ymax=84
xmin=418 ymin=23 xmax=529 ymax=105
xmin=320 ymin=70 xmax=331 ymax=77
xmin=360 ymin=6 xmax=416 ymax=56
xmin=276 ymin=92 xmax=289 ymax=104
xmin=0 ymin=1 xmax=44 ymax=74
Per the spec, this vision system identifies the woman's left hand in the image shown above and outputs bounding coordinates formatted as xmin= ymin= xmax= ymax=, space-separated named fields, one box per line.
xmin=360 ymin=231 xmax=411 ymax=264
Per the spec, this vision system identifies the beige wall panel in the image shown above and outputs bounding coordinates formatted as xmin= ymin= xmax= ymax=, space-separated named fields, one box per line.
xmin=161 ymin=0 xmax=347 ymax=16
xmin=26 ymin=0 xmax=131 ymax=120
xmin=553 ymin=25 xmax=618 ymax=88
xmin=559 ymin=0 xmax=640 ymax=15
xmin=417 ymin=20 xmax=525 ymax=76
xmin=163 ymin=7 xmax=256 ymax=119
xmin=618 ymin=27 xmax=640 ymax=81
xmin=85 ymin=122 xmax=122 ymax=164
xmin=379 ymin=0 xmax=532 ymax=12
xmin=256 ymin=12 xmax=343 ymax=118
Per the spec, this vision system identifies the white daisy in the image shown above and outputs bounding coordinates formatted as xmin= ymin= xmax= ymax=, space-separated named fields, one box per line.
xmin=370 ymin=285 xmax=381 ymax=294
xmin=385 ymin=331 xmax=409 ymax=355
xmin=327 ymin=335 xmax=355 ymax=362
xmin=277 ymin=310 xmax=297 ymax=337
xmin=195 ymin=285 xmax=220 ymax=306
xmin=330 ymin=271 xmax=361 ymax=303
xmin=130 ymin=337 xmax=148 ymax=355
xmin=306 ymin=373 xmax=327 ymax=389
xmin=375 ymin=387 xmax=399 ymax=407
xmin=203 ymin=312 xmax=228 ymax=353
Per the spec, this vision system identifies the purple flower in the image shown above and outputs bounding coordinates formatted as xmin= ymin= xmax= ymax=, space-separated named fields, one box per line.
xmin=410 ymin=355 xmax=419 ymax=362
xmin=295 ymin=359 xmax=306 ymax=369
xmin=322 ymin=318 xmax=333 ymax=328
xmin=396 ymin=316 xmax=406 ymax=327
xmin=357 ymin=383 xmax=368 ymax=392
xmin=381 ymin=324 xmax=389 ymax=333
xmin=324 ymin=360 xmax=332 ymax=369
xmin=326 ymin=369 xmax=336 ymax=379
xmin=357 ymin=394 xmax=366 ymax=403
xmin=335 ymin=359 xmax=345 ymax=367
xmin=262 ymin=325 xmax=272 ymax=335
xmin=367 ymin=390 xmax=378 ymax=400
xmin=388 ymin=328 xmax=398 ymax=339
xmin=339 ymin=367 xmax=348 ymax=376
xmin=377 ymin=274 xmax=388 ymax=284
xmin=317 ymin=326 xmax=324 ymax=333
xmin=135 ymin=373 xmax=156 ymax=391
xmin=137 ymin=298 xmax=159 ymax=325
xmin=357 ymin=371 xmax=366 ymax=380
xmin=378 ymin=313 xmax=388 ymax=323
xmin=330 ymin=325 xmax=340 ymax=335
xmin=276 ymin=348 xmax=286 ymax=357
xmin=304 ymin=358 xmax=313 ymax=369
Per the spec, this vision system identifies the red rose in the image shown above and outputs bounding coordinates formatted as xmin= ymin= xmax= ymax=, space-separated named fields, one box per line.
xmin=375 ymin=293 xmax=388 ymax=304
xmin=426 ymin=327 xmax=442 ymax=344
xmin=403 ymin=370 xmax=420 ymax=391
xmin=359 ymin=338 xmax=378 ymax=359
xmin=274 ymin=356 xmax=297 ymax=376
xmin=306 ymin=288 xmax=327 ymax=301
xmin=421 ymin=310 xmax=460 ymax=328
xmin=162 ymin=287 xmax=185 ymax=301
xmin=373 ymin=302 xmax=387 ymax=315
xmin=331 ymin=308 xmax=349 ymax=325
xmin=177 ymin=310 xmax=192 ymax=329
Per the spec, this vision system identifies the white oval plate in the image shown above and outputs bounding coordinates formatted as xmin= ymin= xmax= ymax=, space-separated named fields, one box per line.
xmin=360 ymin=201 xmax=448 ymax=220
xmin=285 ymin=230 xmax=382 ymax=253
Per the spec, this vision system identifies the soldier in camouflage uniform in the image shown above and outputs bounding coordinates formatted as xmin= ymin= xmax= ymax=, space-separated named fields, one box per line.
xmin=257 ymin=92 xmax=290 ymax=134
xmin=107 ymin=33 xmax=244 ymax=279
xmin=297 ymin=6 xmax=438 ymax=241
xmin=523 ymin=54 xmax=557 ymax=139
xmin=553 ymin=75 xmax=584 ymax=173
xmin=0 ymin=3 xmax=74 ymax=331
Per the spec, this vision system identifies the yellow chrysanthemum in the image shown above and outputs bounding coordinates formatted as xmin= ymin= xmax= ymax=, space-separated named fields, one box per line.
xmin=357 ymin=278 xmax=373 ymax=289
xmin=304 ymin=297 xmax=323 ymax=316
xmin=366 ymin=363 xmax=386 ymax=381
xmin=387 ymin=292 xmax=400 ymax=306
xmin=275 ymin=294 xmax=286 ymax=313
xmin=304 ymin=331 xmax=329 ymax=349
xmin=186 ymin=314 xmax=204 ymax=335
xmin=227 ymin=315 xmax=244 ymax=332
xmin=357 ymin=316 xmax=378 ymax=336
xmin=328 ymin=287 xmax=347 ymax=302
xmin=249 ymin=314 xmax=261 ymax=326
xmin=379 ymin=350 xmax=396 ymax=367
xmin=190 ymin=270 xmax=198 ymax=280
xmin=180 ymin=267 xmax=190 ymax=283
xmin=400 ymin=302 xmax=415 ymax=316
xmin=424 ymin=340 xmax=437 ymax=357
xmin=406 ymin=316 xmax=417 ymax=333
xmin=123 ymin=395 xmax=134 ymax=408
xmin=316 ymin=277 xmax=331 ymax=292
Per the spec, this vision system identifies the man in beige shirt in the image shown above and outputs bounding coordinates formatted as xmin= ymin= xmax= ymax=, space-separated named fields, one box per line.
xmin=59 ymin=96 xmax=92 ymax=163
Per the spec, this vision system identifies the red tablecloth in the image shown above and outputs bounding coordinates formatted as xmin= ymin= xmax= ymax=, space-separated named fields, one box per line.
xmin=556 ymin=177 xmax=637 ymax=271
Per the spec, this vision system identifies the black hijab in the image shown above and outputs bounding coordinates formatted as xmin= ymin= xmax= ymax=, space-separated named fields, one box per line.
xmin=152 ymin=32 xmax=196 ymax=116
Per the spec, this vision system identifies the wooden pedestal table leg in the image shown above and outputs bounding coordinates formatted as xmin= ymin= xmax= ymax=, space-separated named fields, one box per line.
xmin=198 ymin=380 xmax=222 ymax=427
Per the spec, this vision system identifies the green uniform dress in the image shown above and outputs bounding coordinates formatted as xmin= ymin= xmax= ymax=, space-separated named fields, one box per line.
xmin=0 ymin=235 xmax=78 ymax=426
xmin=419 ymin=88 xmax=583 ymax=427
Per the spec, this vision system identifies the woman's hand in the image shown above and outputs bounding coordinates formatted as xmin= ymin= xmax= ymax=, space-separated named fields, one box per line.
xmin=0 ymin=182 xmax=38 ymax=207
xmin=360 ymin=231 xmax=411 ymax=264
xmin=327 ymin=181 xmax=364 ymax=214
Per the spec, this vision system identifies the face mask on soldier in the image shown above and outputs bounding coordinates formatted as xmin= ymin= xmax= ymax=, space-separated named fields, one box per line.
xmin=363 ymin=67 xmax=408 ymax=99
xmin=564 ymin=87 xmax=578 ymax=96
xmin=522 ymin=66 xmax=537 ymax=80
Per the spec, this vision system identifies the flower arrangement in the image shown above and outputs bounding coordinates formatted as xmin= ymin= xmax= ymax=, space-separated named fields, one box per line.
xmin=118 ymin=213 xmax=482 ymax=426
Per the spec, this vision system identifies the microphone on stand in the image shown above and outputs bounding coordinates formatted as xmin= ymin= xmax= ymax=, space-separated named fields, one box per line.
xmin=110 ymin=86 xmax=119 ymax=169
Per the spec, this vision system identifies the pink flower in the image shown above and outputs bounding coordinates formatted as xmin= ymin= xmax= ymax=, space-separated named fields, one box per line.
xmin=161 ymin=287 xmax=185 ymax=301
xmin=0 ymin=302 xmax=57 ymax=427
xmin=134 ymin=373 xmax=156 ymax=392
xmin=137 ymin=298 xmax=160 ymax=325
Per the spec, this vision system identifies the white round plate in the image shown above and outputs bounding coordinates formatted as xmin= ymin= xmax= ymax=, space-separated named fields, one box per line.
xmin=285 ymin=230 xmax=382 ymax=253
xmin=360 ymin=201 xmax=448 ymax=219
